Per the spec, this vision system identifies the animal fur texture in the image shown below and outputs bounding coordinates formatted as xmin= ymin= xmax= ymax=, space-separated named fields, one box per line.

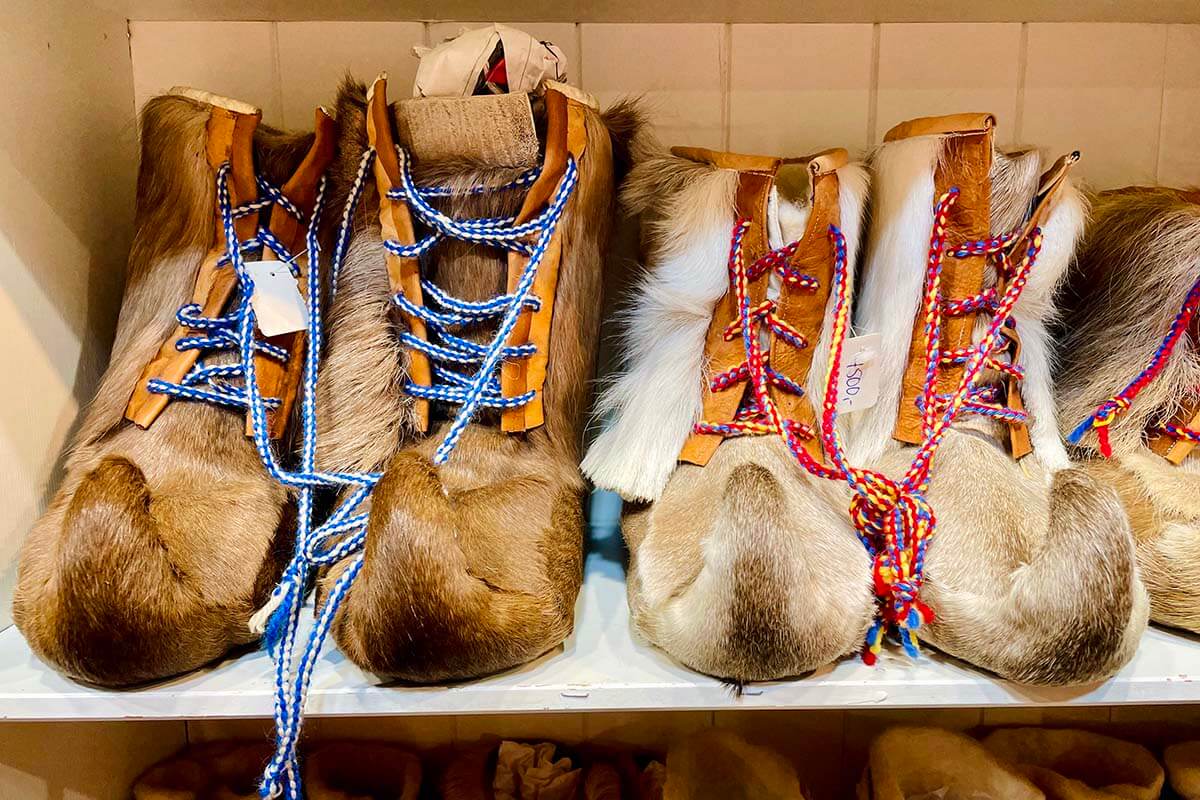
xmin=1056 ymin=188 xmax=1200 ymax=633
xmin=982 ymin=728 xmax=1164 ymax=800
xmin=846 ymin=126 xmax=1147 ymax=685
xmin=133 ymin=741 xmax=273 ymax=799
xmin=13 ymin=92 xmax=316 ymax=686
xmin=856 ymin=727 xmax=1043 ymax=800
xmin=312 ymin=80 xmax=631 ymax=682
xmin=585 ymin=142 xmax=875 ymax=682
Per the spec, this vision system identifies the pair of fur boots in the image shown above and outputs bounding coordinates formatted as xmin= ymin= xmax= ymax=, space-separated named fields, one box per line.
xmin=585 ymin=113 xmax=1146 ymax=685
xmin=859 ymin=726 xmax=1164 ymax=800
xmin=15 ymin=71 xmax=632 ymax=687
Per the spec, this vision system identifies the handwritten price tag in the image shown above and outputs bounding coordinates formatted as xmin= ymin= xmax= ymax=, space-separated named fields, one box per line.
xmin=835 ymin=333 xmax=880 ymax=414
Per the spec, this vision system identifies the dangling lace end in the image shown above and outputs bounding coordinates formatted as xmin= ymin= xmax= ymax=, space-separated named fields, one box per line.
xmin=897 ymin=625 xmax=922 ymax=660
xmin=861 ymin=620 xmax=885 ymax=666
xmin=249 ymin=584 xmax=288 ymax=636
xmin=1069 ymin=397 xmax=1127 ymax=457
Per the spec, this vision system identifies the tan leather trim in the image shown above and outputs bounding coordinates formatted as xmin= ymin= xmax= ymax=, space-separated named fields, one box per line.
xmin=1002 ymin=324 xmax=1033 ymax=459
xmin=500 ymin=87 xmax=573 ymax=432
xmin=883 ymin=112 xmax=996 ymax=143
xmin=799 ymin=147 xmax=849 ymax=174
xmin=670 ymin=146 xmax=782 ymax=174
xmin=543 ymin=79 xmax=599 ymax=109
xmin=369 ymin=75 xmax=431 ymax=431
xmin=250 ymin=107 xmax=337 ymax=439
xmin=125 ymin=102 xmax=262 ymax=431
xmin=679 ymin=171 xmax=774 ymax=466
xmin=894 ymin=128 xmax=993 ymax=444
xmin=1149 ymin=399 xmax=1200 ymax=464
xmin=168 ymin=86 xmax=260 ymax=116
xmin=770 ymin=169 xmax=840 ymax=462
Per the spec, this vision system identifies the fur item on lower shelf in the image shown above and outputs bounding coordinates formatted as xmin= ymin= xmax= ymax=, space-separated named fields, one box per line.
xmin=583 ymin=139 xmax=874 ymax=682
xmin=12 ymin=89 xmax=331 ymax=687
xmin=856 ymin=726 xmax=1043 ymax=800
xmin=1165 ymin=741 xmax=1200 ymax=800
xmin=305 ymin=741 xmax=422 ymax=799
xmin=843 ymin=113 xmax=1147 ymax=684
xmin=982 ymin=728 xmax=1164 ymax=800
xmin=132 ymin=741 xmax=272 ymax=799
xmin=439 ymin=740 xmax=653 ymax=800
xmin=1055 ymin=188 xmax=1200 ymax=635
xmin=662 ymin=730 xmax=805 ymax=800
xmin=310 ymin=75 xmax=637 ymax=683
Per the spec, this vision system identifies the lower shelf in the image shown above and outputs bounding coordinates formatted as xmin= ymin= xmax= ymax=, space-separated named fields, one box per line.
xmin=3 ymin=536 xmax=1200 ymax=720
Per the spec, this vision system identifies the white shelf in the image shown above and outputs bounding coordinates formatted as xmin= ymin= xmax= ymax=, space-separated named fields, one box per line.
xmin=94 ymin=0 xmax=1200 ymax=24
xmin=3 ymin=529 xmax=1200 ymax=721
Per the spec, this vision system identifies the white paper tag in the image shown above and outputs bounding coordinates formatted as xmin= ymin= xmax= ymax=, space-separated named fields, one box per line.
xmin=835 ymin=333 xmax=881 ymax=414
xmin=246 ymin=259 xmax=307 ymax=337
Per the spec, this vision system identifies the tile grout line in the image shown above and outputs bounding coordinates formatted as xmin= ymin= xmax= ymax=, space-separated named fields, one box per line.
xmin=269 ymin=21 xmax=285 ymax=128
xmin=1153 ymin=24 xmax=1170 ymax=185
xmin=575 ymin=22 xmax=585 ymax=90
xmin=1013 ymin=22 xmax=1029 ymax=146
xmin=720 ymin=23 xmax=733 ymax=151
xmin=866 ymin=23 xmax=881 ymax=146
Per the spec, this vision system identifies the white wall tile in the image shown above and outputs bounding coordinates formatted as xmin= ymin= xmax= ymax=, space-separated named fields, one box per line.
xmin=581 ymin=23 xmax=724 ymax=147
xmin=129 ymin=21 xmax=282 ymax=124
xmin=1022 ymin=23 xmax=1167 ymax=189
xmin=876 ymin=23 xmax=1022 ymax=145
xmin=715 ymin=710 xmax=844 ymax=800
xmin=0 ymin=720 xmax=185 ymax=799
xmin=427 ymin=22 xmax=580 ymax=87
xmin=278 ymin=22 xmax=425 ymax=129
xmin=729 ymin=24 xmax=873 ymax=156
xmin=455 ymin=712 xmax=586 ymax=745
xmin=582 ymin=710 xmax=712 ymax=751
xmin=981 ymin=706 xmax=1112 ymax=727
xmin=1159 ymin=24 xmax=1200 ymax=186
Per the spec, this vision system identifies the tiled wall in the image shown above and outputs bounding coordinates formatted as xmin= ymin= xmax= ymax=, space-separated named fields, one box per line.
xmin=130 ymin=20 xmax=1200 ymax=189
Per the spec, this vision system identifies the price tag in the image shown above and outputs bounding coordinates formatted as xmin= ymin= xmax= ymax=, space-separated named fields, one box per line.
xmin=245 ymin=259 xmax=308 ymax=337
xmin=835 ymin=333 xmax=880 ymax=414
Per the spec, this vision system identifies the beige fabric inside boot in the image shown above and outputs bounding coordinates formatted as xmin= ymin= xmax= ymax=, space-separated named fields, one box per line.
xmin=663 ymin=729 xmax=805 ymax=800
xmin=132 ymin=741 xmax=271 ymax=800
xmin=1166 ymin=741 xmax=1200 ymax=800
xmin=982 ymin=728 xmax=1163 ymax=800
xmin=303 ymin=741 xmax=422 ymax=800
xmin=856 ymin=726 xmax=1043 ymax=800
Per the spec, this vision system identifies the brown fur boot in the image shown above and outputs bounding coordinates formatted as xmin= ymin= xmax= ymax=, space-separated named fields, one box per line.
xmin=312 ymin=76 xmax=634 ymax=682
xmin=856 ymin=727 xmax=1043 ymax=800
xmin=13 ymin=89 xmax=334 ymax=686
xmin=582 ymin=140 xmax=873 ymax=682
xmin=1056 ymin=188 xmax=1200 ymax=635
xmin=133 ymin=741 xmax=272 ymax=799
xmin=305 ymin=741 xmax=422 ymax=799
xmin=1165 ymin=741 xmax=1200 ymax=800
xmin=844 ymin=113 xmax=1147 ymax=684
xmin=982 ymin=728 xmax=1163 ymax=800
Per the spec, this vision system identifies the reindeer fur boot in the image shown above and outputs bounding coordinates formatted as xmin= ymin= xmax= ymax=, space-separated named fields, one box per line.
xmin=982 ymin=728 xmax=1163 ymax=800
xmin=133 ymin=741 xmax=272 ymax=799
xmin=844 ymin=113 xmax=1147 ymax=684
xmin=582 ymin=142 xmax=872 ymax=682
xmin=312 ymin=75 xmax=633 ymax=682
xmin=1056 ymin=188 xmax=1200 ymax=635
xmin=13 ymin=89 xmax=334 ymax=686
xmin=856 ymin=726 xmax=1043 ymax=800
